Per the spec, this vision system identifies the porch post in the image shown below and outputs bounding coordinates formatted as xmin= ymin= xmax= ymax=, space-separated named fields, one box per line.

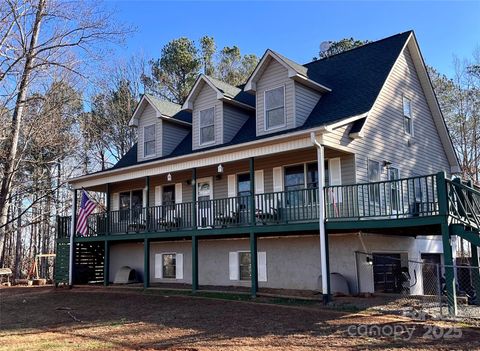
xmin=249 ymin=157 xmax=255 ymax=225
xmin=250 ymin=231 xmax=258 ymax=297
xmin=105 ymin=183 xmax=110 ymax=234
xmin=192 ymin=235 xmax=198 ymax=293
xmin=192 ymin=168 xmax=197 ymax=227
xmin=313 ymin=134 xmax=330 ymax=303
xmin=104 ymin=240 xmax=109 ymax=286
xmin=436 ymin=171 xmax=457 ymax=315
xmin=68 ymin=189 xmax=78 ymax=287
xmin=145 ymin=176 xmax=150 ymax=231
xmin=144 ymin=238 xmax=150 ymax=289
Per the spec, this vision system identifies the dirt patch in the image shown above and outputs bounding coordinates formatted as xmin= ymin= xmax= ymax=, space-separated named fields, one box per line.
xmin=0 ymin=286 xmax=479 ymax=350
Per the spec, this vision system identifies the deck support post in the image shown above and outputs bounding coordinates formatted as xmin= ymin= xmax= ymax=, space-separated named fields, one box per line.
xmin=311 ymin=133 xmax=330 ymax=303
xmin=68 ymin=189 xmax=78 ymax=287
xmin=436 ymin=171 xmax=457 ymax=315
xmin=192 ymin=235 xmax=199 ymax=293
xmin=250 ymin=231 xmax=258 ymax=297
xmin=104 ymin=240 xmax=109 ymax=286
xmin=105 ymin=183 xmax=110 ymax=234
xmin=144 ymin=238 xmax=150 ymax=289
xmin=249 ymin=157 xmax=255 ymax=225
xmin=470 ymin=241 xmax=480 ymax=301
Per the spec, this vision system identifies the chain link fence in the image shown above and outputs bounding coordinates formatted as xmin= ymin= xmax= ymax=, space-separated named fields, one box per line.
xmin=354 ymin=251 xmax=480 ymax=320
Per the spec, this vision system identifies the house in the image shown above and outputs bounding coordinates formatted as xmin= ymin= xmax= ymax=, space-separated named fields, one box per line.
xmin=55 ymin=31 xmax=480 ymax=314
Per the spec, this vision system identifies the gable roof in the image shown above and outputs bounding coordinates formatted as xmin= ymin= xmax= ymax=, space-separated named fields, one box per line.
xmin=129 ymin=94 xmax=192 ymax=127
xmin=75 ymin=30 xmax=459 ymax=180
xmin=182 ymin=74 xmax=255 ymax=111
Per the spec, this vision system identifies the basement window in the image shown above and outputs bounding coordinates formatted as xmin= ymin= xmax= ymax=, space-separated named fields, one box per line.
xmin=239 ymin=252 xmax=251 ymax=280
xmin=162 ymin=253 xmax=176 ymax=279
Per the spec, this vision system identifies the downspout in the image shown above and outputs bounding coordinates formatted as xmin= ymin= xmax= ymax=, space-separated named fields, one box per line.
xmin=310 ymin=132 xmax=330 ymax=302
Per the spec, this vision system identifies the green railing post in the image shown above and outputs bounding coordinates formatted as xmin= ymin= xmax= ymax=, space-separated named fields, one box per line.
xmin=436 ymin=171 xmax=448 ymax=216
xmin=250 ymin=231 xmax=258 ymax=297
xmin=105 ymin=183 xmax=110 ymax=235
xmin=144 ymin=238 xmax=150 ymax=289
xmin=249 ymin=157 xmax=255 ymax=225
xmin=104 ymin=240 xmax=109 ymax=286
xmin=192 ymin=235 xmax=198 ymax=293
xmin=145 ymin=176 xmax=150 ymax=231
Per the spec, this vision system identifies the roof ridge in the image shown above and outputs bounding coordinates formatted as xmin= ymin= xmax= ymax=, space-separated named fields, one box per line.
xmin=303 ymin=30 xmax=413 ymax=67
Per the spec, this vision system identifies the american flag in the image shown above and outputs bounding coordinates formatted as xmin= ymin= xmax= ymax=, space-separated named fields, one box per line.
xmin=76 ymin=191 xmax=96 ymax=236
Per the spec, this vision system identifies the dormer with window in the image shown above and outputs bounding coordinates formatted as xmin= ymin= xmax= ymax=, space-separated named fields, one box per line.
xmin=183 ymin=75 xmax=254 ymax=150
xmin=129 ymin=94 xmax=191 ymax=161
xmin=244 ymin=50 xmax=331 ymax=136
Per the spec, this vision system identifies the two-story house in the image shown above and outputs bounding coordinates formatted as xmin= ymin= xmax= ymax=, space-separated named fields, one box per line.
xmin=55 ymin=31 xmax=479 ymax=312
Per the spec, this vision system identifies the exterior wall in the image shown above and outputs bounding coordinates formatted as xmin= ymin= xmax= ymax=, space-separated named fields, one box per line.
xmin=323 ymin=46 xmax=451 ymax=183
xmin=162 ymin=121 xmax=190 ymax=156
xmin=137 ymin=103 xmax=162 ymax=161
xmin=256 ymin=59 xmax=295 ymax=136
xmin=192 ymin=83 xmax=223 ymax=150
xmin=108 ymin=233 xmax=430 ymax=293
xmin=295 ymin=82 xmax=321 ymax=127
xmin=223 ymin=104 xmax=250 ymax=143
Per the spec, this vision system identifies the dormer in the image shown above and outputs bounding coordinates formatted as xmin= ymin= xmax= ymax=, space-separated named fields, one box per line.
xmin=183 ymin=75 xmax=254 ymax=150
xmin=244 ymin=50 xmax=331 ymax=136
xmin=129 ymin=95 xmax=191 ymax=161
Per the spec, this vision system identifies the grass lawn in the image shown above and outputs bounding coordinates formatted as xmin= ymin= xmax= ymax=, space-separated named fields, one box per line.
xmin=0 ymin=286 xmax=479 ymax=350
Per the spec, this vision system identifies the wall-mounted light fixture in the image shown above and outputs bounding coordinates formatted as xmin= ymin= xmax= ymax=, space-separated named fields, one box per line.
xmin=217 ymin=164 xmax=224 ymax=173
xmin=383 ymin=161 xmax=392 ymax=170
xmin=167 ymin=173 xmax=172 ymax=182
xmin=366 ymin=256 xmax=373 ymax=265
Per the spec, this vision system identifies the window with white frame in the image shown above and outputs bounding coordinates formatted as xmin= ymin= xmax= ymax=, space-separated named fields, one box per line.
xmin=239 ymin=252 xmax=251 ymax=280
xmin=162 ymin=253 xmax=176 ymax=279
xmin=265 ymin=86 xmax=285 ymax=130
xmin=368 ymin=160 xmax=381 ymax=203
xmin=144 ymin=125 xmax=155 ymax=157
xmin=403 ymin=97 xmax=412 ymax=135
xmin=200 ymin=107 xmax=215 ymax=145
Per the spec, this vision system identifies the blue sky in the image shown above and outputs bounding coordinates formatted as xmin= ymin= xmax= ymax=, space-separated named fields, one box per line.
xmin=108 ymin=1 xmax=480 ymax=77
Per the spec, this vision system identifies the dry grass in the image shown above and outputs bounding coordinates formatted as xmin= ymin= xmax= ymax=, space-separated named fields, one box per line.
xmin=0 ymin=286 xmax=479 ymax=350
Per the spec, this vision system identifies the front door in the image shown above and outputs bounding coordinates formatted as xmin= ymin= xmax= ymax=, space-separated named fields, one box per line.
xmin=197 ymin=177 xmax=213 ymax=227
xmin=162 ymin=185 xmax=176 ymax=220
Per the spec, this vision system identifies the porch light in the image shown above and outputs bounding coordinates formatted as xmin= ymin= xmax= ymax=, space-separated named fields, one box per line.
xmin=217 ymin=164 xmax=224 ymax=173
xmin=167 ymin=173 xmax=172 ymax=182
xmin=383 ymin=161 xmax=392 ymax=170
xmin=366 ymin=256 xmax=373 ymax=265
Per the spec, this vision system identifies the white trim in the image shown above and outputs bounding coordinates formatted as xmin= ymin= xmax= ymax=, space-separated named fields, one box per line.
xmin=290 ymin=73 xmax=331 ymax=93
xmin=264 ymin=85 xmax=286 ymax=132
xmin=182 ymin=75 xmax=224 ymax=111
xmin=129 ymin=95 xmax=191 ymax=127
xmin=199 ymin=106 xmax=216 ymax=146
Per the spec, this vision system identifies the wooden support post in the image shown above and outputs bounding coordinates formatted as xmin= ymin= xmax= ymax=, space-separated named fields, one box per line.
xmin=192 ymin=168 xmax=197 ymax=228
xmin=250 ymin=231 xmax=258 ymax=297
xmin=104 ymin=240 xmax=109 ymax=286
xmin=249 ymin=157 xmax=255 ymax=225
xmin=68 ymin=189 xmax=78 ymax=287
xmin=105 ymin=183 xmax=110 ymax=235
xmin=192 ymin=235 xmax=198 ymax=293
xmin=145 ymin=176 xmax=150 ymax=231
xmin=144 ymin=238 xmax=150 ymax=289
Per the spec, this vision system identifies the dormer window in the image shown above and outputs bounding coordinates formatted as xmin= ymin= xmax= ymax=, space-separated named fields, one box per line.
xmin=144 ymin=124 xmax=155 ymax=157
xmin=265 ymin=86 xmax=285 ymax=130
xmin=200 ymin=107 xmax=215 ymax=145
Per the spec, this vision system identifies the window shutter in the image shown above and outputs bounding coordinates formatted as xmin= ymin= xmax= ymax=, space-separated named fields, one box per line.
xmin=155 ymin=186 xmax=162 ymax=206
xmin=329 ymin=158 xmax=342 ymax=202
xmin=175 ymin=183 xmax=183 ymax=203
xmin=227 ymin=174 xmax=237 ymax=198
xmin=112 ymin=193 xmax=119 ymax=211
xmin=154 ymin=254 xmax=163 ymax=279
xmin=254 ymin=170 xmax=264 ymax=194
xmin=229 ymin=251 xmax=239 ymax=280
xmin=272 ymin=167 xmax=283 ymax=192
xmin=257 ymin=251 xmax=267 ymax=282
xmin=175 ymin=253 xmax=183 ymax=280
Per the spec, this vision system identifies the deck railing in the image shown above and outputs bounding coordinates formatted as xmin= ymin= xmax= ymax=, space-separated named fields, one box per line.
xmin=446 ymin=178 xmax=480 ymax=229
xmin=324 ymin=174 xmax=439 ymax=220
xmin=59 ymin=174 xmax=448 ymax=238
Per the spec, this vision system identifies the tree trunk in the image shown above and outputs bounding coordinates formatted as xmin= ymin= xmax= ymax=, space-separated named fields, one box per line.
xmin=14 ymin=196 xmax=22 ymax=279
xmin=0 ymin=0 xmax=46 ymax=238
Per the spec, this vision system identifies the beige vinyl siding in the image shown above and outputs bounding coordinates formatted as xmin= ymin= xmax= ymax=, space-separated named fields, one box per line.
xmin=323 ymin=46 xmax=450 ymax=183
xmin=256 ymin=59 xmax=295 ymax=136
xmin=295 ymin=82 xmax=321 ymax=127
xmin=223 ymin=104 xmax=250 ymax=143
xmin=137 ymin=104 xmax=161 ymax=161
xmin=162 ymin=121 xmax=190 ymax=156
xmin=192 ymin=83 xmax=223 ymax=150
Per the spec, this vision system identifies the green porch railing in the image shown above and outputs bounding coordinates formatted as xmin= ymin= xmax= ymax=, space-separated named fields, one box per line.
xmin=56 ymin=215 xmax=71 ymax=238
xmin=324 ymin=174 xmax=439 ymax=220
xmin=446 ymin=178 xmax=480 ymax=230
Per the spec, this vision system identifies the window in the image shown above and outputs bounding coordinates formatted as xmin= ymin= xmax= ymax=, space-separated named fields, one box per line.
xmin=200 ymin=107 xmax=215 ymax=145
xmin=368 ymin=160 xmax=381 ymax=203
xmin=119 ymin=190 xmax=143 ymax=221
xmin=307 ymin=163 xmax=319 ymax=188
xmin=237 ymin=173 xmax=251 ymax=210
xmin=284 ymin=164 xmax=306 ymax=206
xmin=144 ymin=125 xmax=155 ymax=157
xmin=162 ymin=253 xmax=176 ymax=279
xmin=403 ymin=97 xmax=412 ymax=135
xmin=388 ymin=167 xmax=400 ymax=212
xmin=239 ymin=252 xmax=251 ymax=280
xmin=265 ymin=86 xmax=285 ymax=130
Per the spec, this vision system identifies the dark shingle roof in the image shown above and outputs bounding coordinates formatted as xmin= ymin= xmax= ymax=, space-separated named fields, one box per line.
xmin=145 ymin=94 xmax=192 ymax=123
xmin=204 ymin=75 xmax=255 ymax=107
xmin=102 ymin=31 xmax=412 ymax=173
